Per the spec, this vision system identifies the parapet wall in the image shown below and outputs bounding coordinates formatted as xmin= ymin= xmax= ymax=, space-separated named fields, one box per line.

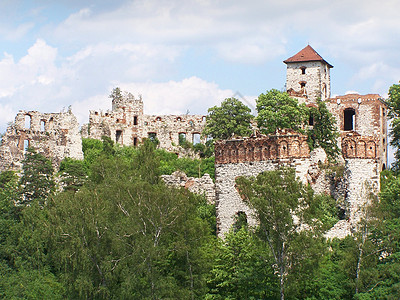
xmin=215 ymin=130 xmax=310 ymax=164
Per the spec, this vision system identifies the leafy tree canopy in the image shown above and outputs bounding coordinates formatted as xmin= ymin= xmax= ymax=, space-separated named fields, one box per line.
xmin=256 ymin=89 xmax=308 ymax=134
xmin=203 ymin=97 xmax=253 ymax=140
xmin=387 ymin=82 xmax=400 ymax=170
xmin=308 ymin=100 xmax=340 ymax=160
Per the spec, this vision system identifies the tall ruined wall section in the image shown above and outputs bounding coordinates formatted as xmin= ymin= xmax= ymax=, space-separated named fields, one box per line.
xmin=82 ymin=92 xmax=207 ymax=154
xmin=0 ymin=110 xmax=83 ymax=172
xmin=326 ymin=94 xmax=388 ymax=170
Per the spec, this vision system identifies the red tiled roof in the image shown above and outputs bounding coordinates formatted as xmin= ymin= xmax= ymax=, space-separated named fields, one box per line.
xmin=284 ymin=45 xmax=333 ymax=68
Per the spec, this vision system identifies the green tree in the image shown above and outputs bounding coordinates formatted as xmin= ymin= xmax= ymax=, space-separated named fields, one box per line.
xmin=206 ymin=228 xmax=278 ymax=299
xmin=59 ymin=158 xmax=88 ymax=192
xmin=203 ymin=98 xmax=253 ymax=140
xmin=308 ymin=100 xmax=340 ymax=160
xmin=387 ymin=82 xmax=400 ymax=170
xmin=48 ymin=141 xmax=214 ymax=299
xmin=235 ymin=167 xmax=324 ymax=300
xmin=109 ymin=87 xmax=123 ymax=102
xmin=256 ymin=89 xmax=308 ymax=134
xmin=20 ymin=147 xmax=55 ymax=205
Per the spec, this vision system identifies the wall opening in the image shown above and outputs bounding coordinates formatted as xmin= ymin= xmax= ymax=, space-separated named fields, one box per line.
xmin=40 ymin=120 xmax=46 ymax=131
xmin=344 ymin=108 xmax=356 ymax=131
xmin=116 ymin=130 xmax=123 ymax=144
xmin=300 ymin=82 xmax=306 ymax=88
xmin=48 ymin=117 xmax=54 ymax=131
xmin=133 ymin=116 xmax=138 ymax=125
xmin=233 ymin=211 xmax=248 ymax=232
xmin=308 ymin=114 xmax=314 ymax=126
xmin=24 ymin=115 xmax=31 ymax=129
xmin=133 ymin=137 xmax=138 ymax=146
xmin=193 ymin=133 xmax=201 ymax=145
xmin=148 ymin=132 xmax=157 ymax=143
xmin=382 ymin=163 xmax=386 ymax=171
xmin=23 ymin=140 xmax=29 ymax=151
xmin=300 ymin=66 xmax=306 ymax=74
xmin=179 ymin=132 xmax=186 ymax=145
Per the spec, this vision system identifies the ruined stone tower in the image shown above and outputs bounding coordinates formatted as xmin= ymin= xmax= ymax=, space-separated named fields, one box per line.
xmin=215 ymin=45 xmax=388 ymax=238
xmin=284 ymin=45 xmax=333 ymax=102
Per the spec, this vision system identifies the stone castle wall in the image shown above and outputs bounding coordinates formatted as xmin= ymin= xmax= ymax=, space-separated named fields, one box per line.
xmin=82 ymin=92 xmax=207 ymax=154
xmin=0 ymin=109 xmax=83 ymax=172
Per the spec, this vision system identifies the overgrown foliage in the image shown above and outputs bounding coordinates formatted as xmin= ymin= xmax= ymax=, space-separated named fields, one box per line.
xmin=203 ymin=97 xmax=253 ymax=140
xmin=387 ymin=82 xmax=400 ymax=170
xmin=307 ymin=100 xmax=340 ymax=160
xmin=256 ymin=89 xmax=308 ymax=134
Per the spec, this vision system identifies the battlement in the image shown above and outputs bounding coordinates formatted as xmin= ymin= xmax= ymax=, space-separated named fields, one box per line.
xmin=215 ymin=130 xmax=310 ymax=164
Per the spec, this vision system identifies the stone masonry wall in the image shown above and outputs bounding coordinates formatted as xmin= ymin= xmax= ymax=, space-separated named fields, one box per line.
xmin=286 ymin=61 xmax=331 ymax=102
xmin=161 ymin=171 xmax=216 ymax=204
xmin=0 ymin=109 xmax=83 ymax=172
xmin=82 ymin=92 xmax=207 ymax=154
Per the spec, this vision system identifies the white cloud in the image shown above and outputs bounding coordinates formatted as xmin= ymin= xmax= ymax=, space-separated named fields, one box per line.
xmin=119 ymin=76 xmax=234 ymax=115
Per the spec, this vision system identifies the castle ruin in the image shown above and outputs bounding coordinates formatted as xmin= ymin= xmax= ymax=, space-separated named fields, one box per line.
xmin=0 ymin=109 xmax=83 ymax=172
xmin=0 ymin=45 xmax=388 ymax=239
xmin=215 ymin=45 xmax=387 ymax=238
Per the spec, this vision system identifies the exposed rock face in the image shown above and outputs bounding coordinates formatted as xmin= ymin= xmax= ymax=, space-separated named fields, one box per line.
xmin=161 ymin=171 xmax=216 ymax=204
xmin=0 ymin=109 xmax=83 ymax=172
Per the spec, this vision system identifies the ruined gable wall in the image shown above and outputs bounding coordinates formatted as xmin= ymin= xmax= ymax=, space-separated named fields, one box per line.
xmin=0 ymin=110 xmax=83 ymax=172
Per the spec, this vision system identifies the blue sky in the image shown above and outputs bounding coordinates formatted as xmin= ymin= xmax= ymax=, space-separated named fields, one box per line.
xmin=1 ymin=0 xmax=399 ymax=162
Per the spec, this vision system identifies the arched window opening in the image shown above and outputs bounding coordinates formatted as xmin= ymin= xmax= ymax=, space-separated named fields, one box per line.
xmin=233 ymin=211 xmax=248 ymax=232
xmin=300 ymin=82 xmax=306 ymax=88
xmin=133 ymin=116 xmax=138 ymax=125
xmin=116 ymin=130 xmax=123 ymax=144
xmin=300 ymin=66 xmax=306 ymax=75
xmin=133 ymin=137 xmax=138 ymax=146
xmin=193 ymin=133 xmax=201 ymax=145
xmin=202 ymin=116 xmax=207 ymax=122
xmin=383 ymin=164 xmax=386 ymax=171
xmin=24 ymin=115 xmax=31 ymax=129
xmin=156 ymin=117 xmax=162 ymax=121
xmin=176 ymin=117 xmax=182 ymax=122
xmin=344 ymin=108 xmax=356 ymax=131
xmin=40 ymin=120 xmax=46 ymax=131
